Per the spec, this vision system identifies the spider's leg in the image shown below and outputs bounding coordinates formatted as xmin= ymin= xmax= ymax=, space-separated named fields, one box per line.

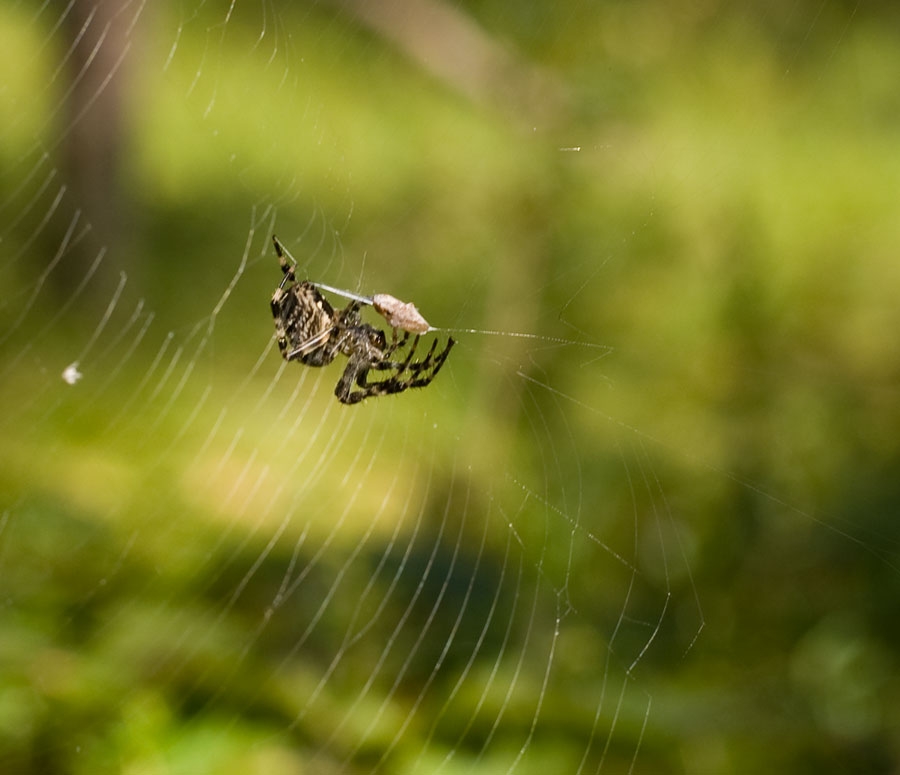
xmin=406 ymin=337 xmax=455 ymax=388
xmin=335 ymin=357 xmax=369 ymax=404
xmin=271 ymin=290 xmax=295 ymax=358
xmin=392 ymin=334 xmax=421 ymax=377
xmin=361 ymin=332 xmax=417 ymax=374
xmin=337 ymin=338 xmax=414 ymax=403
xmin=286 ymin=327 xmax=334 ymax=361
xmin=336 ymin=300 xmax=364 ymax=328
xmin=271 ymin=294 xmax=286 ymax=322
xmin=353 ymin=337 xmax=456 ymax=400
xmin=343 ymin=373 xmax=416 ymax=403
xmin=363 ymin=334 xmax=420 ymax=384
xmin=336 ymin=335 xmax=456 ymax=404
xmin=272 ymin=235 xmax=297 ymax=288
xmin=398 ymin=337 xmax=441 ymax=382
xmin=383 ymin=329 xmax=409 ymax=360
xmin=410 ymin=337 xmax=439 ymax=371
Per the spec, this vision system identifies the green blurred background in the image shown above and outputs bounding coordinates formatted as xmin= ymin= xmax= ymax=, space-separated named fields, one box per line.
xmin=1 ymin=1 xmax=899 ymax=773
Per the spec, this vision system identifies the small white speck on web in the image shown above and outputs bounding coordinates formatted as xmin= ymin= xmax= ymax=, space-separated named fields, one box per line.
xmin=62 ymin=362 xmax=82 ymax=385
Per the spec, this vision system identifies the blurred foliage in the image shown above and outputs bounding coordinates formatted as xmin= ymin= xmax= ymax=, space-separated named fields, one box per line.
xmin=2 ymin=0 xmax=900 ymax=773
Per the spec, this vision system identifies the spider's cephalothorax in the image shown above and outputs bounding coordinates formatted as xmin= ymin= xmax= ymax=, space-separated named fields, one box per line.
xmin=271 ymin=236 xmax=455 ymax=404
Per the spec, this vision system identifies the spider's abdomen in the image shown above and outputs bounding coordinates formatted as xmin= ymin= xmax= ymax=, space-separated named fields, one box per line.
xmin=275 ymin=281 xmax=337 ymax=366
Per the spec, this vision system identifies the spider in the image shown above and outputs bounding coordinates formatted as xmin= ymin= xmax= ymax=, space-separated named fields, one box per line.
xmin=270 ymin=236 xmax=455 ymax=404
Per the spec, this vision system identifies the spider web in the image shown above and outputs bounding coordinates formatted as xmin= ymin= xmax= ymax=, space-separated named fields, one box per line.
xmin=2 ymin=1 xmax=899 ymax=773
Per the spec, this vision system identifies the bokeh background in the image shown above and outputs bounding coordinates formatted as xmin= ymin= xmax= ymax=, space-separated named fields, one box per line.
xmin=2 ymin=1 xmax=899 ymax=773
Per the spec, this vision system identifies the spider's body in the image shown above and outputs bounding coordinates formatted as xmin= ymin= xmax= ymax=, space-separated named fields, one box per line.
xmin=271 ymin=237 xmax=455 ymax=404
